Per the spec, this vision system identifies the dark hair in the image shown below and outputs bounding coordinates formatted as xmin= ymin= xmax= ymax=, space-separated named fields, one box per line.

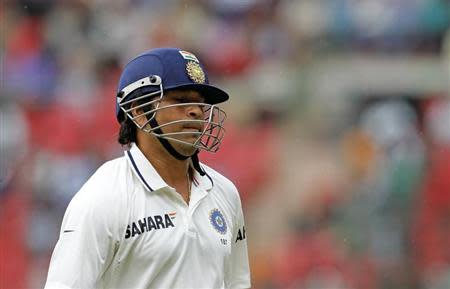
xmin=118 ymin=92 xmax=159 ymax=146
xmin=118 ymin=117 xmax=137 ymax=146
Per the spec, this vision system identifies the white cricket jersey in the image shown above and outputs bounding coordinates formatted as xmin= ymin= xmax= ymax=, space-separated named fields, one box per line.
xmin=44 ymin=143 xmax=251 ymax=289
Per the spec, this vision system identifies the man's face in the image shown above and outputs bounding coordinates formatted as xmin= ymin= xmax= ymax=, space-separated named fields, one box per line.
xmin=155 ymin=89 xmax=206 ymax=155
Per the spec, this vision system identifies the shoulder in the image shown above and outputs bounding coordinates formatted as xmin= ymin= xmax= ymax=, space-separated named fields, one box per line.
xmin=80 ymin=156 xmax=127 ymax=194
xmin=91 ymin=156 xmax=129 ymax=184
xmin=68 ymin=156 xmax=129 ymax=217
xmin=202 ymin=163 xmax=238 ymax=192
xmin=201 ymin=163 xmax=242 ymax=207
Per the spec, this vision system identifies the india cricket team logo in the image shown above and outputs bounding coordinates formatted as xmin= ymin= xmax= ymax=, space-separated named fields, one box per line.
xmin=209 ymin=208 xmax=227 ymax=235
xmin=186 ymin=61 xmax=206 ymax=84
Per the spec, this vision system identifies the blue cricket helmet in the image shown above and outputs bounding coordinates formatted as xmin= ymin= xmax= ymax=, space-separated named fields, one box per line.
xmin=116 ymin=47 xmax=229 ymax=123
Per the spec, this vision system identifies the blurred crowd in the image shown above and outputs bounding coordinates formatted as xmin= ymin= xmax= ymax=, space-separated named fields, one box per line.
xmin=1 ymin=0 xmax=450 ymax=288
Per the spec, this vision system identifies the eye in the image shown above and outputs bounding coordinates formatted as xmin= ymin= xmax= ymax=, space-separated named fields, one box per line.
xmin=173 ymin=97 xmax=189 ymax=103
xmin=169 ymin=93 xmax=204 ymax=104
xmin=175 ymin=97 xmax=190 ymax=103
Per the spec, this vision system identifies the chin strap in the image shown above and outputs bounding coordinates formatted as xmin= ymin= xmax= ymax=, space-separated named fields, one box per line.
xmin=191 ymin=151 xmax=206 ymax=176
xmin=149 ymin=118 xmax=189 ymax=160
xmin=148 ymin=118 xmax=206 ymax=176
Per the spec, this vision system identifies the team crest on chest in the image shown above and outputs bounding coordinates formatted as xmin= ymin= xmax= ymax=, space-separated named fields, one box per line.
xmin=209 ymin=208 xmax=227 ymax=235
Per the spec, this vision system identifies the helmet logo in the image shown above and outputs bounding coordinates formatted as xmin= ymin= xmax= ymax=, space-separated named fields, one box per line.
xmin=179 ymin=50 xmax=199 ymax=62
xmin=186 ymin=61 xmax=206 ymax=84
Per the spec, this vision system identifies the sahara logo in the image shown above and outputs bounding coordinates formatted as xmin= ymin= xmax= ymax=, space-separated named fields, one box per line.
xmin=125 ymin=212 xmax=176 ymax=239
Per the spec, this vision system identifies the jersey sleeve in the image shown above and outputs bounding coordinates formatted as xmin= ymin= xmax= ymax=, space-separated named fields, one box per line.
xmin=225 ymin=189 xmax=251 ymax=289
xmin=44 ymin=172 xmax=123 ymax=289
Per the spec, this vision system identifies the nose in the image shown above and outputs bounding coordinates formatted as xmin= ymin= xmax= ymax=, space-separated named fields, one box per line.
xmin=187 ymin=104 xmax=204 ymax=119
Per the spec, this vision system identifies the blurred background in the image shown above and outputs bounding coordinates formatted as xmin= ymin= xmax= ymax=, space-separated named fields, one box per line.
xmin=1 ymin=0 xmax=450 ymax=288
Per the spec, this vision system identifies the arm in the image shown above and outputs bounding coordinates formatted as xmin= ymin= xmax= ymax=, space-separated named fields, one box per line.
xmin=225 ymin=193 xmax=251 ymax=289
xmin=44 ymin=181 xmax=120 ymax=289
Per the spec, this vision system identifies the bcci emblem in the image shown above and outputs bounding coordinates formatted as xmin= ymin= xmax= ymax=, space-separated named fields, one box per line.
xmin=209 ymin=208 xmax=227 ymax=235
xmin=186 ymin=61 xmax=206 ymax=84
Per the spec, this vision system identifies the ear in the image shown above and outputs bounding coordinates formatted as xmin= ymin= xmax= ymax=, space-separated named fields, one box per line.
xmin=130 ymin=102 xmax=148 ymax=127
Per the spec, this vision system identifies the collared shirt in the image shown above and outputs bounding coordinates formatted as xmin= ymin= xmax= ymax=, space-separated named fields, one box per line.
xmin=44 ymin=144 xmax=250 ymax=289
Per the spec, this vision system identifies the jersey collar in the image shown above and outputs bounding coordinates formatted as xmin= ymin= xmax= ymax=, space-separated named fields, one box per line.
xmin=190 ymin=159 xmax=214 ymax=192
xmin=125 ymin=143 xmax=213 ymax=193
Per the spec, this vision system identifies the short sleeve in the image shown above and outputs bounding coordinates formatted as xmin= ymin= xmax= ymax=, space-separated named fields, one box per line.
xmin=44 ymin=174 xmax=122 ymax=289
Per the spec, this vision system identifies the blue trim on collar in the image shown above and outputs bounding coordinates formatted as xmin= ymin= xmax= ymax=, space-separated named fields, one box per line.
xmin=126 ymin=150 xmax=154 ymax=192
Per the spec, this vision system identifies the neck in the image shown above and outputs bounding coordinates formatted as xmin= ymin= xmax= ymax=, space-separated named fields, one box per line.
xmin=136 ymin=131 xmax=193 ymax=202
xmin=138 ymin=134 xmax=190 ymax=182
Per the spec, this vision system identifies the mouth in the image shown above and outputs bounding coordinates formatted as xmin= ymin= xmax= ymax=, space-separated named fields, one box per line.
xmin=182 ymin=125 xmax=203 ymax=132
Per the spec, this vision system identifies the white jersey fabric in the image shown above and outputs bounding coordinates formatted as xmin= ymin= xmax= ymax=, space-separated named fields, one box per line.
xmin=45 ymin=143 xmax=251 ymax=289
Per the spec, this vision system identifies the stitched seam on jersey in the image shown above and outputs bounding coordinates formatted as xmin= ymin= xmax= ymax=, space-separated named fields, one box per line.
xmin=126 ymin=150 xmax=154 ymax=192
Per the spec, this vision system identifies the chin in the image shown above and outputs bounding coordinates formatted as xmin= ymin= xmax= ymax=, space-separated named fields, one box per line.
xmin=171 ymin=140 xmax=198 ymax=156
xmin=179 ymin=147 xmax=198 ymax=157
